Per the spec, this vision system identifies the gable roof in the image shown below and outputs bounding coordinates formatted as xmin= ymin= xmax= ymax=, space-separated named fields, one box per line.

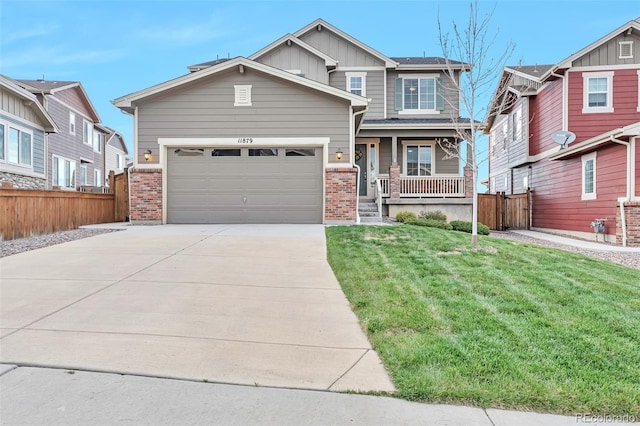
xmin=16 ymin=79 xmax=101 ymax=123
xmin=112 ymin=57 xmax=369 ymax=114
xmin=101 ymin=125 xmax=129 ymax=154
xmin=505 ymin=64 xmax=555 ymax=81
xmin=249 ymin=34 xmax=339 ymax=67
xmin=392 ymin=56 xmax=471 ymax=71
xmin=0 ymin=75 xmax=59 ymax=133
xmin=187 ymin=58 xmax=231 ymax=73
xmin=293 ymin=19 xmax=397 ymax=68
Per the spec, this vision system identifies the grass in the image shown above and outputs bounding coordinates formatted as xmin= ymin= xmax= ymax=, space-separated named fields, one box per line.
xmin=325 ymin=225 xmax=640 ymax=416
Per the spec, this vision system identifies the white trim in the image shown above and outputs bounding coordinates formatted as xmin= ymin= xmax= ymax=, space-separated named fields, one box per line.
xmin=51 ymin=154 xmax=77 ymax=189
xmin=562 ymin=72 xmax=568 ymax=131
xmin=0 ymin=76 xmax=58 ymax=133
xmin=326 ymin=162 xmax=352 ymax=168
xmin=5 ymin=122 xmax=34 ymax=168
xmin=69 ymin=111 xmax=76 ymax=135
xmin=568 ymin=64 xmax=640 ymax=72
xmin=249 ymin=34 xmax=338 ymax=67
xmin=0 ymin=162 xmax=45 ymax=178
xmin=338 ymin=66 xmax=385 ymax=71
xmin=82 ymin=119 xmax=93 ymax=145
xmin=158 ymin=137 xmax=330 ymax=148
xmin=345 ymin=72 xmax=366 ymax=97
xmin=383 ymin=68 xmax=387 ymax=118
xmin=0 ymin=112 xmax=47 ymax=131
xmin=581 ymin=152 xmax=597 ymax=200
xmin=582 ymin=71 xmax=614 ymax=114
xmin=234 ymin=85 xmax=252 ymax=106
xmin=618 ymin=41 xmax=634 ymax=59
xmin=79 ymin=157 xmax=93 ymax=163
xmin=397 ymin=74 xmax=440 ymax=114
xmin=526 ymin=145 xmax=562 ymax=163
xmin=93 ymin=169 xmax=102 ymax=187
xmin=401 ymin=140 xmax=436 ymax=176
xmin=637 ymin=70 xmax=640 ymax=112
xmin=80 ymin=165 xmax=88 ymax=186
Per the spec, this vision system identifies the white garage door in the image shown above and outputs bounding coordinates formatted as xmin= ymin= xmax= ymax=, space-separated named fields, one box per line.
xmin=166 ymin=147 xmax=323 ymax=223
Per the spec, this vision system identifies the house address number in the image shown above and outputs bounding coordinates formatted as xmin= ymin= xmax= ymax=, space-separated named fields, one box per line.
xmin=237 ymin=138 xmax=253 ymax=144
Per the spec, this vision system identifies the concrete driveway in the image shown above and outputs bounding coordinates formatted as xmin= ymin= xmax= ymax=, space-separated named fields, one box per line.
xmin=0 ymin=224 xmax=394 ymax=392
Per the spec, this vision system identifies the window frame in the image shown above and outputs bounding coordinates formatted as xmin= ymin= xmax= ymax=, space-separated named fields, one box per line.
xmin=94 ymin=169 xmax=102 ymax=187
xmin=582 ymin=71 xmax=614 ymax=114
xmin=6 ymin=124 xmax=32 ymax=167
xmin=581 ymin=152 xmax=597 ymax=200
xmin=80 ymin=165 xmax=88 ymax=186
xmin=402 ymin=141 xmax=435 ymax=177
xmin=82 ymin=120 xmax=93 ymax=145
xmin=93 ymin=129 xmax=102 ymax=153
xmin=345 ymin=72 xmax=367 ymax=97
xmin=52 ymin=155 xmax=76 ymax=189
xmin=69 ymin=112 xmax=76 ymax=135
xmin=397 ymin=74 xmax=441 ymax=115
xmin=511 ymin=107 xmax=522 ymax=142
xmin=0 ymin=122 xmax=5 ymax=162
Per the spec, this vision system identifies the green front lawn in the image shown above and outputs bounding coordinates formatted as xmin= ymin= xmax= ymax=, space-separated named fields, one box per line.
xmin=326 ymin=225 xmax=640 ymax=416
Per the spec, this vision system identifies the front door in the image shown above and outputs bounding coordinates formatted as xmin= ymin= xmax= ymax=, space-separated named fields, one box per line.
xmin=355 ymin=144 xmax=367 ymax=196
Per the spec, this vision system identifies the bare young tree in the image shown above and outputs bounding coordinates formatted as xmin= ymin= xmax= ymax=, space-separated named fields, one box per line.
xmin=437 ymin=1 xmax=515 ymax=246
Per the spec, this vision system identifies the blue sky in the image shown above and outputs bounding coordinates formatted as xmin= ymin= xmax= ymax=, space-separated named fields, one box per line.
xmin=1 ymin=0 xmax=639 ymax=179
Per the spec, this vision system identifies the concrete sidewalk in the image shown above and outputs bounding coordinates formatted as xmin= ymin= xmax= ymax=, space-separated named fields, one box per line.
xmin=0 ymin=224 xmax=393 ymax=393
xmin=510 ymin=229 xmax=640 ymax=252
xmin=5 ymin=365 xmax=632 ymax=426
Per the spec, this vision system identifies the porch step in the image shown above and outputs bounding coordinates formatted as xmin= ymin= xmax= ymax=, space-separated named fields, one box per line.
xmin=358 ymin=202 xmax=379 ymax=212
xmin=358 ymin=201 xmax=381 ymax=219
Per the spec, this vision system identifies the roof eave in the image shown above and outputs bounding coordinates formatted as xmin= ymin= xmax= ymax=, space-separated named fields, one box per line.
xmin=395 ymin=63 xmax=469 ymax=71
xmin=550 ymin=121 xmax=640 ymax=160
xmin=249 ymin=34 xmax=339 ymax=67
xmin=0 ymin=77 xmax=60 ymax=133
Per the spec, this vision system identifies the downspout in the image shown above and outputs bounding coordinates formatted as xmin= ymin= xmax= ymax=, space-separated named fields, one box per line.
xmin=610 ymin=135 xmax=632 ymax=246
xmin=353 ymin=103 xmax=370 ymax=224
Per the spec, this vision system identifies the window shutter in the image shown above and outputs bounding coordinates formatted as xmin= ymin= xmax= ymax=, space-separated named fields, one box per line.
xmin=394 ymin=78 xmax=403 ymax=111
xmin=436 ymin=77 xmax=445 ymax=111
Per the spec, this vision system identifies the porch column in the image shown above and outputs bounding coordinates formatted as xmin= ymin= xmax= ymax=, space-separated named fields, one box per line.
xmin=391 ymin=136 xmax=398 ymax=165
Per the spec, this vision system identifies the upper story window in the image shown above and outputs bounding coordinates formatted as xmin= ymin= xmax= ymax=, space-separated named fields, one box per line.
xmin=581 ymin=152 xmax=596 ymax=200
xmin=83 ymin=120 xmax=93 ymax=145
xmin=619 ymin=41 xmax=633 ymax=59
xmin=395 ymin=75 xmax=443 ymax=114
xmin=512 ymin=107 xmax=522 ymax=142
xmin=346 ymin=72 xmax=366 ymax=96
xmin=0 ymin=123 xmax=4 ymax=161
xmin=69 ymin=112 xmax=76 ymax=135
xmin=7 ymin=125 xmax=32 ymax=166
xmin=582 ymin=71 xmax=614 ymax=113
xmin=93 ymin=130 xmax=102 ymax=153
xmin=116 ymin=153 xmax=123 ymax=169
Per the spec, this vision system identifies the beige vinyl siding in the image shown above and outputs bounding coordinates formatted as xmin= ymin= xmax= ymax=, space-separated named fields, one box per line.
xmin=253 ymin=43 xmax=329 ymax=84
xmin=330 ymin=70 xmax=384 ymax=119
xmin=136 ymin=68 xmax=352 ymax=163
xmin=573 ymin=33 xmax=640 ymax=67
xmin=298 ymin=29 xmax=385 ymax=67
xmin=386 ymin=70 xmax=460 ymax=118
xmin=434 ymin=143 xmax=458 ymax=174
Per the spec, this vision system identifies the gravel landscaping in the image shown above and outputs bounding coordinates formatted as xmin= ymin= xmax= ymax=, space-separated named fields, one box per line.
xmin=490 ymin=231 xmax=640 ymax=270
xmin=1 ymin=228 xmax=120 ymax=258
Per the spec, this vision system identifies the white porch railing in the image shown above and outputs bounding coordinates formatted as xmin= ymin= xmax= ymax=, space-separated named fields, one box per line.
xmin=376 ymin=176 xmax=465 ymax=197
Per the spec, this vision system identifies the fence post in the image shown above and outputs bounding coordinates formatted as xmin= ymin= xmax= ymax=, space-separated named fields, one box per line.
xmin=108 ymin=171 xmax=115 ymax=194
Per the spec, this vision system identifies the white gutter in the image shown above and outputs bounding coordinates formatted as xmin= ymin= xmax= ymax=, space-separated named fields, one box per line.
xmin=352 ymin=104 xmax=370 ymax=224
xmin=610 ymin=135 xmax=634 ymax=247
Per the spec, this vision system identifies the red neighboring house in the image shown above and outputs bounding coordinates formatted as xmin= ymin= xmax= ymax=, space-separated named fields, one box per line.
xmin=485 ymin=19 xmax=640 ymax=246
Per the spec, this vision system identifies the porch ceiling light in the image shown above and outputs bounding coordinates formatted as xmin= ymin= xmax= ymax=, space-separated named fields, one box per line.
xmin=143 ymin=149 xmax=152 ymax=161
xmin=336 ymin=148 xmax=343 ymax=160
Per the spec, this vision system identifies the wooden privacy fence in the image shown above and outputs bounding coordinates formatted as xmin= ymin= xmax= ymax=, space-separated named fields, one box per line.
xmin=478 ymin=191 xmax=530 ymax=231
xmin=0 ymin=170 xmax=129 ymax=240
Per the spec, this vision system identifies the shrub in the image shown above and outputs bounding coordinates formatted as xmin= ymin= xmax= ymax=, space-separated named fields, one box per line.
xmin=405 ymin=218 xmax=453 ymax=230
xmin=395 ymin=211 xmax=417 ymax=223
xmin=450 ymin=220 xmax=490 ymax=235
xmin=419 ymin=210 xmax=448 ymax=222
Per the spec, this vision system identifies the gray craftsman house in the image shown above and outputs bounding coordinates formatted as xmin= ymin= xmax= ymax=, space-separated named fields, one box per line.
xmin=113 ymin=19 xmax=473 ymax=224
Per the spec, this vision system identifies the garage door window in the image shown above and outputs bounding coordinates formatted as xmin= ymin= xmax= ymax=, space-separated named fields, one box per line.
xmin=286 ymin=148 xmax=316 ymax=156
xmin=212 ymin=149 xmax=241 ymax=156
xmin=249 ymin=148 xmax=278 ymax=156
xmin=175 ymin=148 xmax=204 ymax=156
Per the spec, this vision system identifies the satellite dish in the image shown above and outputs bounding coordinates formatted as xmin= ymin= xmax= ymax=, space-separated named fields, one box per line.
xmin=551 ymin=130 xmax=576 ymax=148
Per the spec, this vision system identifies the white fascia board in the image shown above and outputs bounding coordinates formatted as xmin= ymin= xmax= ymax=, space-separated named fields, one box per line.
xmin=158 ymin=137 xmax=330 ymax=147
xmin=249 ymin=34 xmax=338 ymax=67
xmin=293 ymin=19 xmax=397 ymax=68
xmin=361 ymin=123 xmax=474 ymax=130
xmin=550 ymin=121 xmax=640 ymax=160
xmin=0 ymin=76 xmax=59 ymax=133
xmin=503 ymin=66 xmax=545 ymax=83
xmin=112 ymin=57 xmax=367 ymax=108
xmin=396 ymin=63 xmax=469 ymax=72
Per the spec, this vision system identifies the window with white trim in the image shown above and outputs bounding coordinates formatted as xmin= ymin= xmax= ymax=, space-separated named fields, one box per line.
xmin=234 ymin=85 xmax=252 ymax=106
xmin=512 ymin=107 xmax=522 ymax=142
xmin=346 ymin=72 xmax=366 ymax=96
xmin=80 ymin=165 xmax=87 ymax=186
xmin=619 ymin=41 xmax=633 ymax=59
xmin=93 ymin=129 xmax=102 ymax=153
xmin=581 ymin=152 xmax=596 ymax=200
xmin=116 ymin=153 xmax=122 ymax=170
xmin=0 ymin=123 xmax=4 ymax=161
xmin=404 ymin=143 xmax=433 ymax=176
xmin=69 ymin=112 xmax=76 ymax=135
xmin=582 ymin=72 xmax=614 ymax=113
xmin=83 ymin=120 xmax=93 ymax=144
xmin=395 ymin=75 xmax=443 ymax=113
xmin=94 ymin=169 xmax=102 ymax=187
xmin=52 ymin=156 xmax=76 ymax=189
xmin=637 ymin=70 xmax=640 ymax=112
xmin=7 ymin=125 xmax=32 ymax=166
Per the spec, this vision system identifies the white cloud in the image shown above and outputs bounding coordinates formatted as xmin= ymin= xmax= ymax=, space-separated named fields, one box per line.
xmin=1 ymin=24 xmax=60 ymax=44
xmin=1 ymin=46 xmax=127 ymax=70
xmin=136 ymin=16 xmax=230 ymax=46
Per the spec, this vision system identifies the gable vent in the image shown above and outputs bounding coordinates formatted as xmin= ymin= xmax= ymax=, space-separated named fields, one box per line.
xmin=619 ymin=41 xmax=633 ymax=59
xmin=234 ymin=85 xmax=252 ymax=106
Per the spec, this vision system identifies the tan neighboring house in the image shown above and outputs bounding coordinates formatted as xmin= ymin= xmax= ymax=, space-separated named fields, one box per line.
xmin=113 ymin=19 xmax=474 ymax=224
xmin=0 ymin=75 xmax=59 ymax=189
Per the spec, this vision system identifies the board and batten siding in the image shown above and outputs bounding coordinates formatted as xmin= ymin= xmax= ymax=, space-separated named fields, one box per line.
xmin=330 ymin=70 xmax=384 ymax=119
xmin=386 ymin=70 xmax=460 ymax=119
xmin=136 ymin=68 xmax=352 ymax=163
xmin=253 ymin=43 xmax=329 ymax=84
xmin=0 ymin=113 xmax=46 ymax=175
xmin=1 ymin=88 xmax=40 ymax=123
xmin=298 ymin=29 xmax=385 ymax=67
xmin=573 ymin=33 xmax=640 ymax=67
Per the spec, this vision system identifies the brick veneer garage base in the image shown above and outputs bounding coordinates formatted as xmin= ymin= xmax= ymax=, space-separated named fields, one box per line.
xmin=130 ymin=168 xmax=162 ymax=223
xmin=617 ymin=201 xmax=640 ymax=247
xmin=325 ymin=167 xmax=357 ymax=222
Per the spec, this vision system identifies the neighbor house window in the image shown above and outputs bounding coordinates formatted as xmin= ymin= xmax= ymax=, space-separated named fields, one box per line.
xmin=93 ymin=129 xmax=102 ymax=153
xmin=83 ymin=120 xmax=93 ymax=144
xmin=69 ymin=112 xmax=76 ymax=135
xmin=346 ymin=72 xmax=366 ymax=96
xmin=80 ymin=165 xmax=87 ymax=186
xmin=7 ymin=126 xmax=31 ymax=166
xmin=116 ymin=153 xmax=122 ymax=169
xmin=582 ymin=152 xmax=596 ymax=200
xmin=583 ymin=71 xmax=614 ymax=113
xmin=395 ymin=75 xmax=443 ymax=113
xmin=53 ymin=156 xmax=76 ymax=189
xmin=94 ymin=169 xmax=101 ymax=187
xmin=0 ymin=123 xmax=5 ymax=161
xmin=404 ymin=144 xmax=432 ymax=176
xmin=512 ymin=107 xmax=522 ymax=142
xmin=619 ymin=41 xmax=633 ymax=59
